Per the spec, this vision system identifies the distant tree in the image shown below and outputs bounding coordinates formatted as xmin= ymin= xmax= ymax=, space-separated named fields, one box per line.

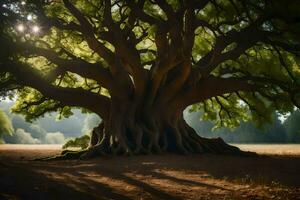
xmin=62 ymin=135 xmax=90 ymax=150
xmin=0 ymin=109 xmax=13 ymax=143
xmin=187 ymin=111 xmax=287 ymax=143
xmin=0 ymin=0 xmax=300 ymax=158
xmin=284 ymin=110 xmax=300 ymax=142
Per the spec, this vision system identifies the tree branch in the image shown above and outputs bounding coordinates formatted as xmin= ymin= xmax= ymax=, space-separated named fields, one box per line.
xmin=62 ymin=0 xmax=123 ymax=75
xmin=171 ymin=76 xmax=261 ymax=111
xmin=19 ymin=43 xmax=114 ymax=91
xmin=1 ymin=61 xmax=111 ymax=119
xmin=191 ymin=17 xmax=268 ymax=80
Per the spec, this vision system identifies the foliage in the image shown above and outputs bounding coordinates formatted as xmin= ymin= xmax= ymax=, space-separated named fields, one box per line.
xmin=62 ymin=134 xmax=90 ymax=150
xmin=283 ymin=110 xmax=300 ymax=142
xmin=0 ymin=109 xmax=14 ymax=139
xmin=187 ymin=110 xmax=300 ymax=143
xmin=0 ymin=0 xmax=300 ymax=131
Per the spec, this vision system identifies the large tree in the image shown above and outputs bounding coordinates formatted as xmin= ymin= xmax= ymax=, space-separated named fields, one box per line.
xmin=0 ymin=0 xmax=300 ymax=158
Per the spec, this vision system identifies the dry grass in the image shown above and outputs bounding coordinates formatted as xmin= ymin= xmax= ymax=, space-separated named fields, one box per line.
xmin=234 ymin=144 xmax=300 ymax=156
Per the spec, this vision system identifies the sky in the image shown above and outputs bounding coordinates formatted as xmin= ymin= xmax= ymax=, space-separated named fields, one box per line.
xmin=0 ymin=100 xmax=101 ymax=144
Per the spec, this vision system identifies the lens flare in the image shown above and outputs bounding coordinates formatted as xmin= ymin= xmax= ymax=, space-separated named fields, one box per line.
xmin=32 ymin=25 xmax=40 ymax=33
xmin=16 ymin=24 xmax=25 ymax=32
xmin=27 ymin=14 xmax=33 ymax=21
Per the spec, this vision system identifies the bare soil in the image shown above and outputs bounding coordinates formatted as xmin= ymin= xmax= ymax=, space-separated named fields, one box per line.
xmin=0 ymin=145 xmax=300 ymax=200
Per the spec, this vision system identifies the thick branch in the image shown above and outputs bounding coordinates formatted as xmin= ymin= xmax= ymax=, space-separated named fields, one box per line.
xmin=192 ymin=18 xmax=268 ymax=79
xmin=2 ymin=61 xmax=111 ymax=119
xmin=102 ymin=0 xmax=146 ymax=95
xmin=62 ymin=0 xmax=122 ymax=75
xmin=20 ymin=44 xmax=114 ymax=90
xmin=62 ymin=0 xmax=134 ymax=98
xmin=155 ymin=7 xmax=197 ymax=104
xmin=171 ymin=76 xmax=260 ymax=110
xmin=125 ymin=0 xmax=160 ymax=25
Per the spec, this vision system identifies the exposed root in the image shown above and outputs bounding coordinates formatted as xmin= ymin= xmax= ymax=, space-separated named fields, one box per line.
xmin=35 ymin=139 xmax=255 ymax=161
xmin=35 ymin=143 xmax=109 ymax=161
xmin=34 ymin=118 xmax=257 ymax=161
xmin=201 ymin=137 xmax=257 ymax=156
xmin=34 ymin=149 xmax=88 ymax=161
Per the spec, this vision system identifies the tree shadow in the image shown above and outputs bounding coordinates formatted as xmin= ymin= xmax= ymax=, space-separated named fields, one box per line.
xmin=142 ymin=170 xmax=231 ymax=191
xmin=73 ymin=170 xmax=182 ymax=200
xmin=0 ymin=161 xmax=131 ymax=200
xmin=127 ymin=154 xmax=300 ymax=187
xmin=1 ymin=154 xmax=300 ymax=200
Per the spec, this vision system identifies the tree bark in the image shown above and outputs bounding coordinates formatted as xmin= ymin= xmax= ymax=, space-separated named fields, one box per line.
xmin=50 ymin=97 xmax=254 ymax=160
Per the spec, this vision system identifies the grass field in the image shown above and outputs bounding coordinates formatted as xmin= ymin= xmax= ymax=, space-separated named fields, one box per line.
xmin=235 ymin=144 xmax=300 ymax=155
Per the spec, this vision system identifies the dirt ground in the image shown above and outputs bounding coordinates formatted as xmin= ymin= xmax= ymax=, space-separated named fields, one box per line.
xmin=0 ymin=145 xmax=300 ymax=200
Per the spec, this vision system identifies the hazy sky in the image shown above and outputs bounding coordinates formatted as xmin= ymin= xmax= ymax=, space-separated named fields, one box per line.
xmin=0 ymin=100 xmax=101 ymax=144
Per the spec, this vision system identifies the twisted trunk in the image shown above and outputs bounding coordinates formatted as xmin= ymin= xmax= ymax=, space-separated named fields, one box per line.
xmin=55 ymin=97 xmax=251 ymax=160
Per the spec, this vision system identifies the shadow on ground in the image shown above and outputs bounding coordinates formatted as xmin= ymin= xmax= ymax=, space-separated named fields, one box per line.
xmin=0 ymin=154 xmax=300 ymax=200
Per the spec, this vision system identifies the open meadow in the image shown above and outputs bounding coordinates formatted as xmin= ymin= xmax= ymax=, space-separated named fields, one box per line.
xmin=0 ymin=144 xmax=300 ymax=200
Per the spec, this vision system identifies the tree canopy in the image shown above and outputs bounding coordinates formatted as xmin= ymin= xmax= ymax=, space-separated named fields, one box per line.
xmin=0 ymin=0 xmax=300 ymax=157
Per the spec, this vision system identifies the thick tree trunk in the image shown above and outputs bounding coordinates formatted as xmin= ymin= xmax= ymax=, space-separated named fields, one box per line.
xmin=45 ymin=99 xmax=254 ymax=161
